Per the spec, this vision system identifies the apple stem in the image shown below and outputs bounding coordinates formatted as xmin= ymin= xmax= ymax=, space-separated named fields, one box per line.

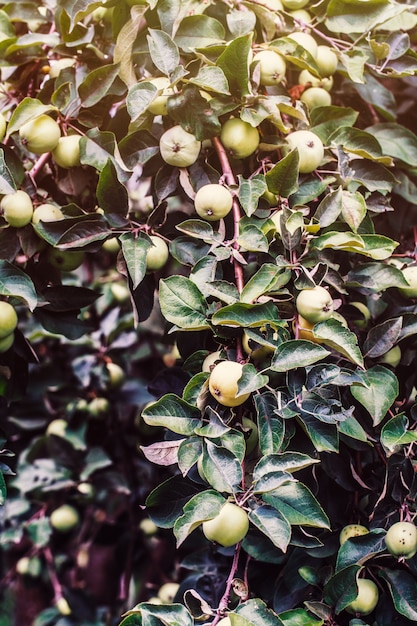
xmin=213 ymin=541 xmax=242 ymax=623
xmin=29 ymin=151 xmax=51 ymax=180
xmin=43 ymin=545 xmax=66 ymax=603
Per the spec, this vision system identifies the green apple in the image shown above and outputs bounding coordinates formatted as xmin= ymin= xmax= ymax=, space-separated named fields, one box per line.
xmin=157 ymin=582 xmax=180 ymax=604
xmin=263 ymin=0 xmax=284 ymax=9
xmin=253 ymin=50 xmax=286 ymax=86
xmin=194 ymin=184 xmax=233 ymax=221
xmin=345 ymin=578 xmax=379 ymax=616
xmin=202 ymin=350 xmax=223 ymax=372
xmin=384 ymin=521 xmax=417 ymax=559
xmin=0 ymin=301 xmax=18 ymax=339
xmin=102 ymin=237 xmax=120 ymax=254
xmin=46 ymin=248 xmax=84 ymax=271
xmin=50 ymin=504 xmax=80 ymax=532
xmin=298 ymin=69 xmax=334 ymax=92
xmin=339 ymin=524 xmax=369 ymax=545
xmin=77 ymin=482 xmax=95 ymax=498
xmin=293 ymin=314 xmax=322 ymax=344
xmin=87 ymin=397 xmax=110 ymax=419
xmin=208 ymin=360 xmax=250 ymax=407
xmin=139 ymin=518 xmax=158 ymax=536
xmin=217 ymin=619 xmax=231 ymax=626
xmin=399 ymin=265 xmax=417 ymax=297
xmin=146 ymin=235 xmax=169 ymax=272
xmin=296 ymin=285 xmax=334 ymax=323
xmin=19 ymin=114 xmax=61 ymax=154
xmin=316 ymin=45 xmax=338 ymax=77
xmin=1 ymin=190 xmax=34 ymax=227
xmin=106 ymin=362 xmax=125 ymax=389
xmin=32 ymin=203 xmax=65 ymax=224
xmin=52 ymin=135 xmax=81 ymax=168
xmin=289 ymin=9 xmax=312 ymax=24
xmin=220 ymin=118 xmax=260 ymax=159
xmin=379 ymin=345 xmax=401 ymax=367
xmin=146 ymin=77 xmax=174 ymax=116
xmin=300 ymin=87 xmax=332 ymax=110
xmin=287 ymin=31 xmax=318 ymax=58
xmin=285 ymin=130 xmax=324 ymax=174
xmin=46 ymin=418 xmax=68 ymax=438
xmin=16 ymin=556 xmax=42 ymax=577
xmin=159 ymin=125 xmax=201 ymax=167
xmin=282 ymin=0 xmax=308 ymax=8
xmin=56 ymin=597 xmax=72 ymax=616
xmin=49 ymin=58 xmax=76 ymax=79
xmin=0 ymin=113 xmax=6 ymax=142
xmin=242 ymin=416 xmax=258 ymax=455
xmin=202 ymin=501 xmax=249 ymax=547
xmin=0 ymin=332 xmax=15 ymax=353
xmin=111 ymin=283 xmax=130 ymax=303
xmin=350 ymin=301 xmax=371 ymax=329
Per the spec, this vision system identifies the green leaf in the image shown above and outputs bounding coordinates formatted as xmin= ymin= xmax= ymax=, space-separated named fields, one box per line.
xmin=325 ymin=0 xmax=407 ymax=35
xmin=121 ymin=603 xmax=194 ymax=625
xmin=126 ymin=82 xmax=158 ymax=121
xmin=147 ymin=28 xmax=180 ymax=76
xmin=238 ymin=363 xmax=269 ymax=395
xmin=370 ymin=122 xmax=417 ymax=166
xmin=173 ymin=490 xmax=225 ymax=547
xmin=270 ymin=340 xmax=330 ymax=372
xmin=6 ymin=97 xmax=57 ymax=137
xmin=363 ymin=316 xmax=402 ymax=358
xmin=174 ymin=15 xmax=226 ymax=51
xmin=313 ymin=318 xmax=364 ymax=368
xmin=0 ymin=261 xmax=37 ymax=310
xmin=212 ymin=301 xmax=283 ymax=329
xmin=145 ymin=476 xmax=200 ymax=528
xmin=159 ymin=276 xmax=209 ymax=330
xmin=238 ymin=223 xmax=269 ymax=253
xmin=264 ymin=481 xmax=330 ymax=529
xmin=347 ymin=262 xmax=408 ymax=292
xmin=254 ymin=453 xmax=319 ymax=479
xmin=119 ymin=232 xmax=151 ymax=290
xmin=329 ymin=125 xmax=394 ymax=165
xmin=278 ymin=608 xmax=323 ymax=626
xmin=381 ymin=413 xmax=417 ymax=455
xmin=240 ymin=265 xmax=291 ymax=304
xmin=335 ymin=530 xmax=386 ymax=572
xmin=341 ymin=190 xmax=367 ymax=233
xmin=238 ymin=174 xmax=267 ymax=217
xmin=78 ymin=63 xmax=122 ymax=108
xmin=350 ymin=365 xmax=399 ymax=426
xmin=323 ymin=564 xmax=361 ymax=615
xmin=313 ymin=187 xmax=343 ymax=229
xmin=167 ymin=85 xmax=221 ymax=141
xmin=255 ymin=392 xmax=285 ymax=455
xmin=379 ymin=568 xmax=417 ymax=621
xmin=34 ymin=214 xmax=111 ymax=249
xmin=0 ymin=149 xmax=16 ymax=194
xmin=298 ymin=415 xmax=339 ymax=452
xmin=201 ymin=440 xmax=243 ymax=493
xmin=96 ymin=159 xmax=129 ymax=228
xmin=249 ymin=504 xmax=291 ymax=552
xmin=189 ymin=66 xmax=230 ymax=95
xmin=235 ymin=598 xmax=285 ymax=625
xmin=114 ymin=6 xmax=148 ymax=87
xmin=142 ymin=394 xmax=202 ymax=435
xmin=216 ymin=33 xmax=253 ymax=98
xmin=265 ymin=150 xmax=299 ymax=198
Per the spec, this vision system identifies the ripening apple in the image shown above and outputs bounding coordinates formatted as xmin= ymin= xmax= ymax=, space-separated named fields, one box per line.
xmin=298 ymin=69 xmax=334 ymax=92
xmin=242 ymin=416 xmax=259 ymax=455
xmin=32 ymin=203 xmax=65 ymax=224
xmin=87 ymin=397 xmax=110 ymax=419
xmin=316 ymin=45 xmax=338 ymax=77
xmin=220 ymin=118 xmax=260 ymax=159
xmin=56 ymin=597 xmax=72 ymax=616
xmin=102 ymin=237 xmax=120 ymax=254
xmin=296 ymin=285 xmax=334 ymax=323
xmin=399 ymin=265 xmax=417 ymax=298
xmin=16 ymin=556 xmax=42 ymax=577
xmin=146 ymin=235 xmax=169 ymax=272
xmin=50 ymin=504 xmax=80 ymax=533
xmin=285 ymin=130 xmax=325 ymax=174
xmin=19 ymin=114 xmax=61 ymax=154
xmin=293 ymin=315 xmax=322 ymax=344
xmin=253 ymin=50 xmax=286 ymax=86
xmin=194 ymin=184 xmax=233 ymax=221
xmin=46 ymin=248 xmax=84 ymax=271
xmin=339 ymin=524 xmax=369 ymax=545
xmin=0 ymin=113 xmax=6 ymax=142
xmin=202 ymin=350 xmax=223 ymax=372
xmin=217 ymin=618 xmax=231 ymax=626
xmin=300 ymin=87 xmax=332 ymax=110
xmin=0 ymin=332 xmax=14 ymax=353
xmin=384 ymin=521 xmax=417 ymax=559
xmin=202 ymin=501 xmax=249 ymax=547
xmin=159 ymin=125 xmax=201 ymax=167
xmin=1 ymin=190 xmax=34 ymax=227
xmin=157 ymin=582 xmax=180 ymax=604
xmin=286 ymin=31 xmax=318 ymax=58
xmin=345 ymin=578 xmax=379 ymax=616
xmin=146 ymin=77 xmax=174 ymax=116
xmin=350 ymin=301 xmax=371 ymax=329
xmin=0 ymin=301 xmax=18 ymax=340
xmin=52 ymin=135 xmax=81 ymax=168
xmin=106 ymin=362 xmax=125 ymax=389
xmin=208 ymin=360 xmax=250 ymax=407
xmin=379 ymin=345 xmax=401 ymax=367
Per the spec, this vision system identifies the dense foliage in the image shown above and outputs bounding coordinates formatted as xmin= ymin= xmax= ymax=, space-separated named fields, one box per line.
xmin=1 ymin=0 xmax=417 ymax=625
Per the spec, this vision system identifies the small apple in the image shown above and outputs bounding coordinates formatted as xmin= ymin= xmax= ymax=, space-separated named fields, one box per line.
xmin=157 ymin=582 xmax=180 ymax=604
xmin=87 ymin=397 xmax=110 ymax=419
xmin=48 ymin=58 xmax=76 ymax=79
xmin=159 ymin=125 xmax=201 ymax=167
xmin=77 ymin=482 xmax=95 ymax=498
xmin=16 ymin=556 xmax=42 ymax=577
xmin=286 ymin=31 xmax=318 ymax=58
xmin=293 ymin=315 xmax=322 ymax=344
xmin=46 ymin=418 xmax=68 ymax=438
xmin=202 ymin=350 xmax=223 ymax=373
xmin=139 ymin=518 xmax=158 ymax=536
xmin=282 ymin=0 xmax=308 ymax=8
xmin=345 ymin=578 xmax=379 ymax=616
xmin=146 ymin=77 xmax=174 ymax=116
xmin=106 ymin=362 xmax=125 ymax=389
xmin=0 ymin=301 xmax=18 ymax=339
xmin=217 ymin=619 xmax=231 ymax=626
xmin=46 ymin=248 xmax=84 ymax=271
xmin=202 ymin=501 xmax=249 ymax=547
xmin=19 ymin=114 xmax=61 ymax=154
xmin=32 ymin=203 xmax=65 ymax=224
xmin=111 ymin=283 xmax=130 ymax=303
xmin=146 ymin=235 xmax=169 ymax=272
xmin=1 ymin=190 xmax=34 ymax=227
xmin=56 ymin=597 xmax=71 ymax=616
xmin=289 ymin=9 xmax=312 ymax=24
xmin=0 ymin=332 xmax=14 ymax=353
xmin=253 ymin=50 xmax=286 ymax=86
xmin=298 ymin=69 xmax=334 ymax=92
xmin=50 ymin=504 xmax=80 ymax=533
xmin=102 ymin=237 xmax=120 ymax=254
xmin=350 ymin=301 xmax=371 ymax=329
xmin=399 ymin=265 xmax=417 ymax=298
xmin=300 ymin=87 xmax=332 ymax=110
xmin=194 ymin=184 xmax=233 ymax=221
xmin=208 ymin=360 xmax=250 ymax=407
xmin=52 ymin=135 xmax=81 ymax=168
xmin=0 ymin=113 xmax=7 ymax=142
xmin=242 ymin=416 xmax=258 ymax=455
xmin=384 ymin=521 xmax=417 ymax=559
xmin=263 ymin=0 xmax=284 ymax=10
xmin=379 ymin=345 xmax=401 ymax=367
xmin=339 ymin=524 xmax=369 ymax=545
xmin=285 ymin=130 xmax=324 ymax=174
xmin=296 ymin=285 xmax=334 ymax=323
xmin=316 ymin=45 xmax=338 ymax=77
xmin=220 ymin=118 xmax=260 ymax=159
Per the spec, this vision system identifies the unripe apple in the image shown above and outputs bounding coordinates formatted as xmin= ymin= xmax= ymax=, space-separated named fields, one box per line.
xmin=316 ymin=45 xmax=338 ymax=77
xmin=52 ymin=135 xmax=81 ymax=168
xmin=77 ymin=482 xmax=95 ymax=498
xmin=111 ymin=283 xmax=130 ymax=303
xmin=49 ymin=58 xmax=76 ymax=79
xmin=345 ymin=578 xmax=379 ymax=616
xmin=293 ymin=315 xmax=322 ymax=344
xmin=282 ymin=0 xmax=308 ymax=8
xmin=32 ymin=203 xmax=65 ymax=224
xmin=289 ymin=9 xmax=312 ymax=24
xmin=157 ymin=582 xmax=180 ymax=604
xmin=263 ymin=0 xmax=284 ymax=9
xmin=159 ymin=125 xmax=201 ymax=167
xmin=384 ymin=521 xmax=417 ymax=559
xmin=379 ymin=345 xmax=401 ymax=367
xmin=194 ymin=184 xmax=233 ymax=221
xmin=46 ymin=248 xmax=84 ymax=271
xmin=56 ymin=596 xmax=71 ymax=616
xmin=87 ymin=397 xmax=110 ymax=419
xmin=202 ymin=350 xmax=223 ymax=372
xmin=399 ymin=265 xmax=417 ymax=298
xmin=0 ymin=301 xmax=18 ymax=339
xmin=350 ymin=301 xmax=371 ymax=329
xmin=208 ymin=360 xmax=250 ymax=407
xmin=146 ymin=77 xmax=174 ymax=116
xmin=339 ymin=524 xmax=369 ymax=545
xmin=242 ymin=416 xmax=258 ymax=455
xmin=0 ymin=113 xmax=7 ymax=142
xmin=220 ymin=118 xmax=260 ymax=159
xmin=296 ymin=285 xmax=334 ymax=323
xmin=139 ymin=518 xmax=158 ymax=536
xmin=106 ymin=362 xmax=125 ymax=389
xmin=202 ymin=501 xmax=249 ymax=547
xmin=146 ymin=235 xmax=169 ymax=272
xmin=1 ymin=190 xmax=34 ymax=227
xmin=16 ymin=555 xmax=42 ymax=577
xmin=287 ymin=31 xmax=318 ymax=58
xmin=298 ymin=69 xmax=334 ymax=92
xmin=285 ymin=130 xmax=324 ymax=174
xmin=300 ymin=87 xmax=332 ymax=110
xmin=46 ymin=418 xmax=68 ymax=438
xmin=50 ymin=504 xmax=80 ymax=532
xmin=19 ymin=114 xmax=61 ymax=154
xmin=0 ymin=332 xmax=14 ymax=353
xmin=253 ymin=50 xmax=286 ymax=86
xmin=102 ymin=237 xmax=120 ymax=254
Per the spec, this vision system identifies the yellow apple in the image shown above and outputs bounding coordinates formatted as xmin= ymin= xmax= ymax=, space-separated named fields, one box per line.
xmin=208 ymin=361 xmax=250 ymax=407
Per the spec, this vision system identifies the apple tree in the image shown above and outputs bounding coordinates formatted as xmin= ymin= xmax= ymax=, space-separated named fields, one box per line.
xmin=1 ymin=0 xmax=417 ymax=625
